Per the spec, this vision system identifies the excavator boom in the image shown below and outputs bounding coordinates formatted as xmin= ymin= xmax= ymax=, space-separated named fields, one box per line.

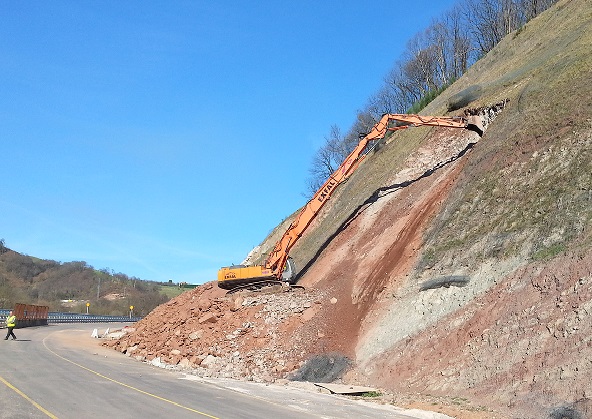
xmin=217 ymin=113 xmax=483 ymax=291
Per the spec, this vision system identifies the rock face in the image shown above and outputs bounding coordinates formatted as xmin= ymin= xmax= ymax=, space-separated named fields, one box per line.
xmin=358 ymin=254 xmax=592 ymax=419
xmin=105 ymin=1 xmax=592 ymax=418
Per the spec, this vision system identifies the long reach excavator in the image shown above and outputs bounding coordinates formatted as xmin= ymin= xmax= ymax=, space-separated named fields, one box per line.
xmin=217 ymin=113 xmax=483 ymax=292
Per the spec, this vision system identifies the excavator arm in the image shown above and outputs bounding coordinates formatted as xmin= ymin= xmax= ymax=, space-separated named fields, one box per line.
xmin=218 ymin=114 xmax=483 ymax=291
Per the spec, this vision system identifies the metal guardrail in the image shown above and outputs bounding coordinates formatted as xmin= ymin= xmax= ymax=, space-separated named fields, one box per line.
xmin=47 ymin=313 xmax=142 ymax=323
xmin=0 ymin=309 xmax=141 ymax=324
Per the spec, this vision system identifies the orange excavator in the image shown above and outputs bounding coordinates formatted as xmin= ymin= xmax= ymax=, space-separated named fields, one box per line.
xmin=217 ymin=113 xmax=483 ymax=292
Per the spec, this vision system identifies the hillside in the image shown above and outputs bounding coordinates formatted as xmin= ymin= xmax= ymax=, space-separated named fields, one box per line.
xmin=104 ymin=1 xmax=592 ymax=418
xmin=0 ymin=245 xmax=172 ymax=315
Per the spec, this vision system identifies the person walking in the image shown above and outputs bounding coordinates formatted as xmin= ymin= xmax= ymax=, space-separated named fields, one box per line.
xmin=4 ymin=311 xmax=17 ymax=340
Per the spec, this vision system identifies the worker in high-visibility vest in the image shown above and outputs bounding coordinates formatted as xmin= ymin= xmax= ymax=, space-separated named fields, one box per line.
xmin=4 ymin=311 xmax=17 ymax=340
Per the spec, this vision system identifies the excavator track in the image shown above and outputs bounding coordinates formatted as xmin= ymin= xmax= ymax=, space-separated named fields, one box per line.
xmin=226 ymin=280 xmax=304 ymax=295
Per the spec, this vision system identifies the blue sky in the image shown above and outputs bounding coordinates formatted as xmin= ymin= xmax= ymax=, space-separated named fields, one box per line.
xmin=1 ymin=1 xmax=457 ymax=284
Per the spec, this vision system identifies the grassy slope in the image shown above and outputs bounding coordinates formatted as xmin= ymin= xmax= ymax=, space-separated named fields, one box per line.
xmin=156 ymin=285 xmax=188 ymax=299
xmin=420 ymin=0 xmax=592 ymax=268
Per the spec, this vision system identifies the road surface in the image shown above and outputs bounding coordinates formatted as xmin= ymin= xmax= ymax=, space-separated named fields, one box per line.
xmin=0 ymin=323 xmax=448 ymax=419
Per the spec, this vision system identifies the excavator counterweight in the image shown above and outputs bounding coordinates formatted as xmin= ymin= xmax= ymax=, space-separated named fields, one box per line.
xmin=217 ymin=113 xmax=483 ymax=291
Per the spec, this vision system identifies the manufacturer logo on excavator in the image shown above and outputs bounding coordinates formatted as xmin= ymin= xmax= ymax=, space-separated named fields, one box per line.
xmin=224 ymin=272 xmax=237 ymax=279
xmin=317 ymin=179 xmax=337 ymax=203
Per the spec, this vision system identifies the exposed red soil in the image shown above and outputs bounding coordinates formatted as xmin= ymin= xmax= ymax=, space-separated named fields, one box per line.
xmin=297 ymin=156 xmax=469 ymax=358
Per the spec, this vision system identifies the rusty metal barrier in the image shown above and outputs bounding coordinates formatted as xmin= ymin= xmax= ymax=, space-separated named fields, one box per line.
xmin=1 ymin=306 xmax=140 ymax=328
xmin=13 ymin=303 xmax=49 ymax=327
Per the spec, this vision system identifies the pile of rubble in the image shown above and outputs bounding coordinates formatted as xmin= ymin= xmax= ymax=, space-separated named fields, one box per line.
xmin=103 ymin=282 xmax=328 ymax=382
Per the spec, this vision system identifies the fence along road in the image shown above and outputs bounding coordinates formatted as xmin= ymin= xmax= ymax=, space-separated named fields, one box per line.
xmin=0 ymin=309 xmax=141 ymax=325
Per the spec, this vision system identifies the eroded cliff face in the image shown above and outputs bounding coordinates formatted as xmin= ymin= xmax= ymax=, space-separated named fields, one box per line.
xmin=105 ymin=0 xmax=592 ymax=417
xmin=362 ymin=251 xmax=592 ymax=418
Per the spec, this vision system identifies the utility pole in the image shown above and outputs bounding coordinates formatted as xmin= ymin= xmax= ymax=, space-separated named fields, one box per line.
xmin=97 ymin=276 xmax=101 ymax=300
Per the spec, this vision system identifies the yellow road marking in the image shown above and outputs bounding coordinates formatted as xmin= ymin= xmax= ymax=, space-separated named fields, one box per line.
xmin=0 ymin=374 xmax=58 ymax=418
xmin=43 ymin=333 xmax=219 ymax=419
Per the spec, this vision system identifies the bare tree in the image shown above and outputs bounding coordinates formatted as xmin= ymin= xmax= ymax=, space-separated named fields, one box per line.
xmin=366 ymin=85 xmax=401 ymax=120
xmin=306 ymin=125 xmax=344 ymax=195
xmin=404 ymin=32 xmax=440 ymax=95
xmin=501 ymin=0 xmax=521 ymax=35
xmin=425 ymin=20 xmax=450 ymax=87
xmin=384 ymin=62 xmax=420 ymax=112
xmin=518 ymin=0 xmax=557 ymax=20
xmin=462 ymin=0 xmax=503 ymax=55
xmin=349 ymin=111 xmax=378 ymax=141
xmin=441 ymin=6 xmax=472 ymax=78
xmin=461 ymin=0 xmax=542 ymax=56
xmin=340 ymin=111 xmax=380 ymax=157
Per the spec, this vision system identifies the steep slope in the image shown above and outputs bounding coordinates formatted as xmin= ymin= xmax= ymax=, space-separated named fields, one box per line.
xmin=104 ymin=1 xmax=592 ymax=418
xmin=344 ymin=0 xmax=592 ymax=417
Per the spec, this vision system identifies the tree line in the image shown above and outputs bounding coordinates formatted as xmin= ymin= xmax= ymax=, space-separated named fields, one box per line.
xmin=0 ymin=241 xmax=169 ymax=316
xmin=306 ymin=0 xmax=557 ymax=195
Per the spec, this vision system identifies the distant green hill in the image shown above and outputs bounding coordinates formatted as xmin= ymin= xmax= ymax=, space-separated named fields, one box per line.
xmin=0 ymin=243 xmax=174 ymax=316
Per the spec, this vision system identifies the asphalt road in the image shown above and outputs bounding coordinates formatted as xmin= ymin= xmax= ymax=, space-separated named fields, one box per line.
xmin=0 ymin=323 xmax=446 ymax=419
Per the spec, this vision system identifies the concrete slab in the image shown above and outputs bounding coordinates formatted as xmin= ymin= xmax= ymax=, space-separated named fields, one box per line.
xmin=314 ymin=382 xmax=378 ymax=395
